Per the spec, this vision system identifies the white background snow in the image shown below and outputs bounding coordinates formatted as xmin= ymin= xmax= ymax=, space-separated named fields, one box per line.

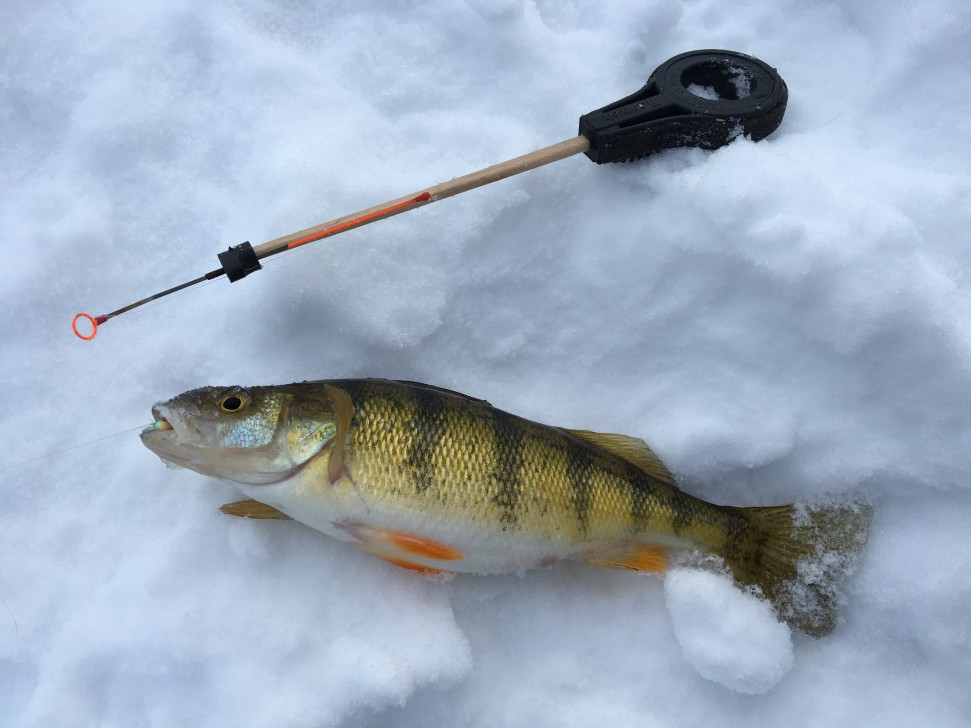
xmin=3 ymin=0 xmax=971 ymax=725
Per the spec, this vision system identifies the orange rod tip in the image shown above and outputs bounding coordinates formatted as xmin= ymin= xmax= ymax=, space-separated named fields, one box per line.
xmin=72 ymin=312 xmax=103 ymax=340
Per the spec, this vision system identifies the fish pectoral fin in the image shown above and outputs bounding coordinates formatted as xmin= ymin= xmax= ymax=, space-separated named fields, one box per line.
xmin=324 ymin=384 xmax=355 ymax=484
xmin=219 ymin=499 xmax=293 ymax=520
xmin=561 ymin=428 xmax=677 ymax=488
xmin=579 ymin=544 xmax=669 ymax=573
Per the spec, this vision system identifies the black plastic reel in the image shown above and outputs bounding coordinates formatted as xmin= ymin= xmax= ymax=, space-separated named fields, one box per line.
xmin=579 ymin=49 xmax=788 ymax=164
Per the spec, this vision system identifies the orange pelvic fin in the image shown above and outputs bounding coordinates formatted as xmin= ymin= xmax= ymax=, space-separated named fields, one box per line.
xmin=377 ymin=556 xmax=448 ymax=576
xmin=344 ymin=522 xmax=464 ymax=566
xmin=385 ymin=531 xmax=464 ymax=561
xmin=580 ymin=544 xmax=669 ymax=573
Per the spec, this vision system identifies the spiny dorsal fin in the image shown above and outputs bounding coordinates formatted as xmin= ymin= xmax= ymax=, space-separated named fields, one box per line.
xmin=220 ymin=499 xmax=292 ymax=520
xmin=324 ymin=384 xmax=355 ymax=485
xmin=561 ymin=428 xmax=677 ymax=487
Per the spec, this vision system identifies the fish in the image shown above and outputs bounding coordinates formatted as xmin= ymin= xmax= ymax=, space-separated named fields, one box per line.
xmin=141 ymin=378 xmax=870 ymax=636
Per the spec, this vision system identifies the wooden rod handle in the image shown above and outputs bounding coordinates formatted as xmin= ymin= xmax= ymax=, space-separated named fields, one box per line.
xmin=253 ymin=135 xmax=590 ymax=259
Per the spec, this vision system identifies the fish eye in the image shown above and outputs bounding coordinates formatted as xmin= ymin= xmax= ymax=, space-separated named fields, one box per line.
xmin=219 ymin=392 xmax=249 ymax=413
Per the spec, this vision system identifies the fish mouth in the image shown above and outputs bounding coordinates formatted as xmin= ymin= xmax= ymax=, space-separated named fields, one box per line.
xmin=143 ymin=405 xmax=175 ymax=436
xmin=141 ymin=403 xmax=193 ymax=450
xmin=141 ymin=402 xmax=205 ymax=471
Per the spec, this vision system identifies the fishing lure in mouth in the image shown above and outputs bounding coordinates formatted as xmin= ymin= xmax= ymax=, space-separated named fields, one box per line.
xmin=142 ymin=378 xmax=868 ymax=637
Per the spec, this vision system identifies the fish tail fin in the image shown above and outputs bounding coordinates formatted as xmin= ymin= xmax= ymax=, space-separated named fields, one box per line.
xmin=723 ymin=500 xmax=872 ymax=637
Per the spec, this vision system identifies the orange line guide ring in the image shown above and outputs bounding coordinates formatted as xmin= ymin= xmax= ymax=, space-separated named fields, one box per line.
xmin=71 ymin=313 xmax=102 ymax=340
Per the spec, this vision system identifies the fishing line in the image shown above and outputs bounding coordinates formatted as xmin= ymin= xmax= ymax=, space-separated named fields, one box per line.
xmin=72 ymin=50 xmax=788 ymax=341
xmin=0 ymin=595 xmax=19 ymax=721
xmin=0 ymin=424 xmax=152 ymax=472
xmin=97 ymin=271 xmax=223 ymax=323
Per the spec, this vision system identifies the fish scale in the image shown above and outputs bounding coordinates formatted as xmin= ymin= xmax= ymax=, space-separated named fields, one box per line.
xmin=335 ymin=379 xmax=701 ymax=546
xmin=142 ymin=378 xmax=872 ymax=636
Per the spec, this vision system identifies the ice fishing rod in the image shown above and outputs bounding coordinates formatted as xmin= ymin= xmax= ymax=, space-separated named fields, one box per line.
xmin=73 ymin=49 xmax=787 ymax=340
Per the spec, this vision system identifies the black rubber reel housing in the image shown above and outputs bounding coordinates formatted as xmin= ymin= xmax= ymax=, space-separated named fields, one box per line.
xmin=579 ymin=49 xmax=788 ymax=163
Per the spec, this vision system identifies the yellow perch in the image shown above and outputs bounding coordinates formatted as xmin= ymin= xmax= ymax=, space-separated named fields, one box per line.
xmin=141 ymin=379 xmax=870 ymax=636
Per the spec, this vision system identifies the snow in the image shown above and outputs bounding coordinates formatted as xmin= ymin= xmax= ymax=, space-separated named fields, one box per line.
xmin=2 ymin=0 xmax=971 ymax=725
xmin=665 ymin=567 xmax=793 ymax=694
xmin=686 ymin=83 xmax=720 ymax=100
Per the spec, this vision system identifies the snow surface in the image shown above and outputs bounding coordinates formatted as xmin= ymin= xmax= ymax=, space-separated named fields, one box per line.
xmin=665 ymin=566 xmax=793 ymax=694
xmin=3 ymin=0 xmax=971 ymax=725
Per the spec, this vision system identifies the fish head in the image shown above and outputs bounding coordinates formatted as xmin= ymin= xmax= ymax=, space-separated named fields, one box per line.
xmin=141 ymin=384 xmax=338 ymax=485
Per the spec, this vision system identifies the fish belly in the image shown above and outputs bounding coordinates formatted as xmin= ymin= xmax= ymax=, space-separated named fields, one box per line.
xmin=232 ymin=450 xmax=683 ymax=577
xmin=231 ymin=473 xmax=581 ymax=573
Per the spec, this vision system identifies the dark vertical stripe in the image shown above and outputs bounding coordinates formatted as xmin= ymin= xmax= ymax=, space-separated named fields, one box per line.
xmin=330 ymin=379 xmax=366 ymax=402
xmin=404 ymin=385 xmax=449 ymax=494
xmin=627 ymin=463 xmax=695 ymax=537
xmin=566 ymin=440 xmax=595 ymax=536
xmin=668 ymin=489 xmax=696 ymax=537
xmin=628 ymin=470 xmax=653 ymax=535
xmin=490 ymin=410 xmax=524 ymax=527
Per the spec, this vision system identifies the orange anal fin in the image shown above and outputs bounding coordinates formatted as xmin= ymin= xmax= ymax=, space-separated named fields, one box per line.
xmin=220 ymin=499 xmax=293 ymax=520
xmin=581 ymin=545 xmax=669 ymax=573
